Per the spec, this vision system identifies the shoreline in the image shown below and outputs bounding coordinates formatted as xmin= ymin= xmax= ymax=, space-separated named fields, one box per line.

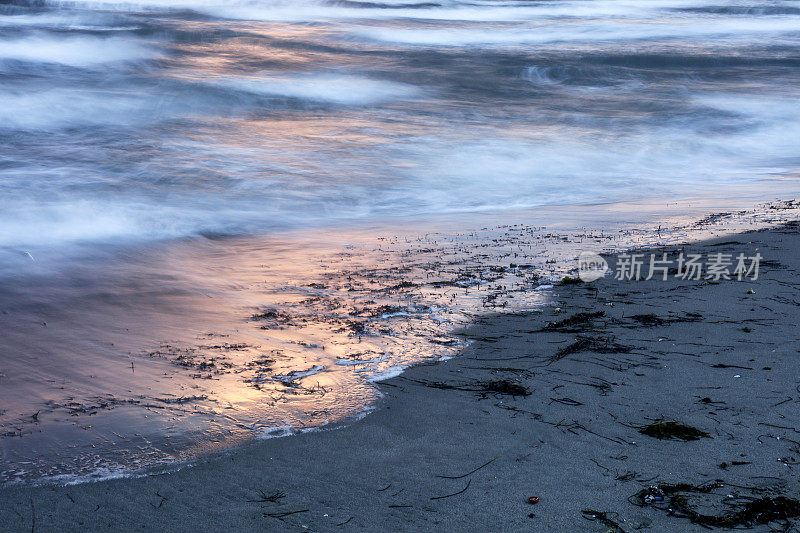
xmin=7 ymin=199 xmax=800 ymax=486
xmin=3 ymin=217 xmax=800 ymax=530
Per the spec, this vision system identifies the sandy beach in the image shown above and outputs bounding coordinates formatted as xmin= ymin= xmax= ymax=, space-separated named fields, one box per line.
xmin=2 ymin=220 xmax=800 ymax=532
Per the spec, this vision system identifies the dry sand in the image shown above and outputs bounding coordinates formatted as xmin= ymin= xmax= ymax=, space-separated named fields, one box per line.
xmin=3 ymin=222 xmax=800 ymax=532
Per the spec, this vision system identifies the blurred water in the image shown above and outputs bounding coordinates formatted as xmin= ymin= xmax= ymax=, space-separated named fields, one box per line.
xmin=1 ymin=0 xmax=799 ymax=257
xmin=2 ymin=0 xmax=800 ymax=483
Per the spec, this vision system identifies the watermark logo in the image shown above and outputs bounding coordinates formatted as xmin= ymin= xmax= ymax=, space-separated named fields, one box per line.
xmin=578 ymin=250 xmax=762 ymax=282
xmin=578 ymin=251 xmax=609 ymax=282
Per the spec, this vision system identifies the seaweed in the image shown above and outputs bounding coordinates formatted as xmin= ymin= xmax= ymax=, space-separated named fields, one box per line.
xmin=629 ymin=314 xmax=665 ymax=326
xmin=632 ymin=483 xmax=800 ymax=528
xmin=250 ymin=309 xmax=283 ymax=320
xmin=154 ymin=395 xmax=208 ymax=405
xmin=382 ymin=281 xmax=416 ymax=292
xmin=718 ymin=461 xmax=751 ymax=469
xmin=560 ymin=276 xmax=584 ymax=285
xmin=581 ymin=509 xmax=625 ymax=532
xmin=551 ymin=335 xmax=632 ymax=362
xmin=544 ymin=311 xmax=605 ymax=332
xmin=248 ymin=490 xmax=286 ymax=503
xmin=626 ymin=313 xmax=703 ymax=327
xmin=638 ymin=421 xmax=710 ymax=441
xmin=344 ymin=321 xmax=368 ymax=336
xmin=553 ymin=337 xmax=593 ymax=359
xmin=407 ymin=378 xmax=529 ymax=397
xmin=482 ymin=379 xmax=530 ymax=396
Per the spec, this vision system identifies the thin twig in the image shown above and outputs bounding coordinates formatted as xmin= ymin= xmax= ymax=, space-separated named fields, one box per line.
xmin=437 ymin=455 xmax=500 ymax=479
xmin=336 ymin=516 xmax=354 ymax=526
xmin=430 ymin=479 xmax=472 ymax=500
xmin=264 ymin=509 xmax=309 ymax=519
xmin=29 ymin=497 xmax=35 ymax=533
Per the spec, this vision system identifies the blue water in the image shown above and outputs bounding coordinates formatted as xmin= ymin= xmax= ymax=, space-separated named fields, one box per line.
xmin=2 ymin=0 xmax=799 ymax=256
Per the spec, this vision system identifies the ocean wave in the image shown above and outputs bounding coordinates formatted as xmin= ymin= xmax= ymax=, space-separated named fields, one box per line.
xmin=355 ymin=17 xmax=800 ymax=46
xmin=202 ymin=73 xmax=422 ymax=105
xmin=0 ymin=34 xmax=153 ymax=66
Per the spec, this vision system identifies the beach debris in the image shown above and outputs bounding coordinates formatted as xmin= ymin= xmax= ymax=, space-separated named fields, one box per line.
xmin=626 ymin=312 xmax=703 ymax=327
xmin=344 ymin=320 xmax=369 ymax=336
xmin=336 ymin=516 xmax=354 ymax=527
xmin=711 ymin=363 xmax=751 ymax=369
xmin=631 ymin=482 xmax=800 ymax=528
xmin=552 ymin=338 xmax=593 ymax=360
xmin=248 ymin=490 xmax=286 ymax=503
xmin=482 ymin=379 xmax=530 ymax=396
xmin=695 ymin=212 xmax=734 ymax=227
xmin=250 ymin=309 xmax=293 ymax=328
xmin=581 ymin=509 xmax=625 ymax=532
xmin=381 ymin=280 xmax=416 ymax=292
xmin=544 ymin=311 xmax=605 ymax=332
xmin=528 ymin=496 xmax=539 ymax=505
xmin=154 ymin=395 xmax=208 ymax=405
xmin=437 ymin=455 xmax=500 ymax=479
xmin=264 ymin=509 xmax=309 ymax=519
xmin=150 ymin=491 xmax=168 ymax=509
xmin=408 ymin=378 xmax=529 ymax=397
xmin=718 ymin=461 xmax=751 ymax=470
xmin=628 ymin=314 xmax=664 ymax=326
xmin=48 ymin=396 xmax=141 ymax=417
xmin=638 ymin=421 xmax=710 ymax=441
xmin=430 ymin=479 xmax=471 ymax=500
xmin=250 ymin=309 xmax=282 ymax=320
xmin=148 ymin=342 xmax=247 ymax=375
xmin=273 ymin=365 xmax=324 ymax=386
xmin=551 ymin=335 xmax=632 ymax=363
xmin=549 ymin=397 xmax=583 ymax=406
xmin=429 ymin=337 xmax=458 ymax=346
xmin=697 ymin=396 xmax=726 ymax=405
xmin=29 ymin=497 xmax=35 ymax=533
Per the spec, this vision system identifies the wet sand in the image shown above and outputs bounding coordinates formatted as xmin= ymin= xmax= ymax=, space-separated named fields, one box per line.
xmin=3 ymin=221 xmax=800 ymax=531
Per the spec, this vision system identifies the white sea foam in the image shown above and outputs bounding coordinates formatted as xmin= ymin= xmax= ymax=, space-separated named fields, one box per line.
xmin=0 ymin=35 xmax=152 ymax=66
xmin=30 ymin=0 xmax=800 ymax=26
xmin=273 ymin=365 xmax=325 ymax=385
xmin=31 ymin=0 xmax=648 ymax=22
xmin=368 ymin=364 xmax=407 ymax=382
xmin=205 ymin=73 xmax=421 ymax=105
xmin=0 ymin=11 xmax=134 ymax=30
xmin=257 ymin=422 xmax=328 ymax=439
xmin=335 ymin=358 xmax=375 ymax=366
xmin=354 ymin=17 xmax=800 ymax=47
xmin=47 ymin=0 xmax=724 ymax=23
xmin=0 ymin=89 xmax=157 ymax=130
xmin=0 ymin=198 xmax=215 ymax=249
